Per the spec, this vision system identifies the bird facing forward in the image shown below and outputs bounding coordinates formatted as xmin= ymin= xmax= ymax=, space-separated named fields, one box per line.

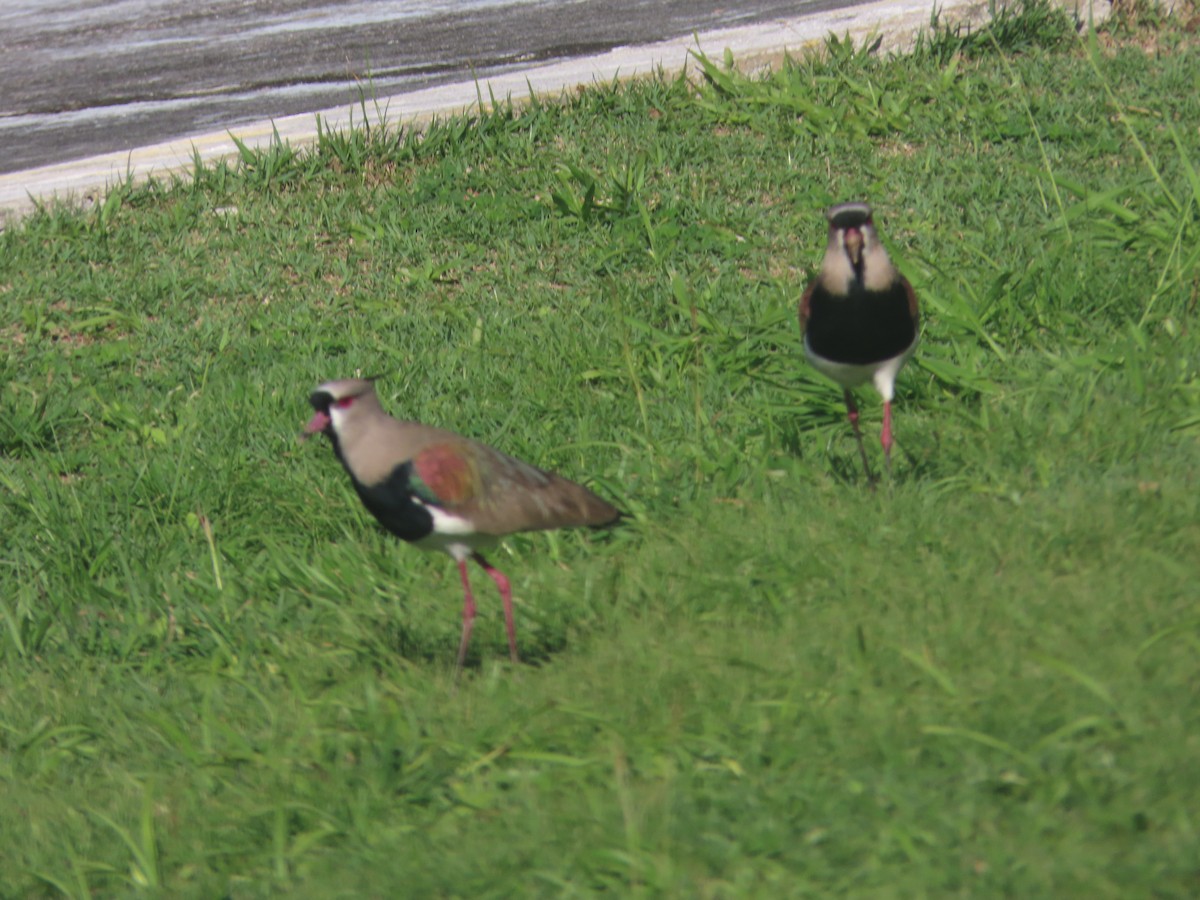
xmin=302 ymin=378 xmax=620 ymax=671
xmin=799 ymin=201 xmax=919 ymax=481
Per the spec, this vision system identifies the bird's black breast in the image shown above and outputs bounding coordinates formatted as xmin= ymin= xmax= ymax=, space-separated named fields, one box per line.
xmin=805 ymin=281 xmax=918 ymax=365
xmin=350 ymin=462 xmax=435 ymax=544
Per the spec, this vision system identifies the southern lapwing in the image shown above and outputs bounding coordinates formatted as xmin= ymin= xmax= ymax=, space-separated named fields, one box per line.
xmin=302 ymin=377 xmax=620 ymax=671
xmin=799 ymin=201 xmax=919 ymax=480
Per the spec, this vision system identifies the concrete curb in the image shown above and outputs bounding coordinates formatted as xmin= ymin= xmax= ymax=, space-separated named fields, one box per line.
xmin=0 ymin=0 xmax=1107 ymax=227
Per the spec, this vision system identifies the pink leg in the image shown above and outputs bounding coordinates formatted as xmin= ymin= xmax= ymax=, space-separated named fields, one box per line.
xmin=474 ymin=552 xmax=519 ymax=663
xmin=843 ymin=389 xmax=874 ymax=483
xmin=455 ymin=559 xmax=477 ymax=674
xmin=881 ymin=401 xmax=894 ymax=473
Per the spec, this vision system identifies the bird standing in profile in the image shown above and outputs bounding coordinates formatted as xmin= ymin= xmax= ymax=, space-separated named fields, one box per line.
xmin=302 ymin=378 xmax=620 ymax=672
xmin=799 ymin=202 xmax=920 ymax=481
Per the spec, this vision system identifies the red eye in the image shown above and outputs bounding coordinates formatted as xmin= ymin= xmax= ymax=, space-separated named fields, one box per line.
xmin=335 ymin=396 xmax=355 ymax=409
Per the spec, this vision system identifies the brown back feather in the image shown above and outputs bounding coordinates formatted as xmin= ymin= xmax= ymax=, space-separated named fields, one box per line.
xmin=465 ymin=443 xmax=620 ymax=536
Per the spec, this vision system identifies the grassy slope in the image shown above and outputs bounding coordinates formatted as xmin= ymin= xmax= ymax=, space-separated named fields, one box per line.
xmin=2 ymin=3 xmax=1199 ymax=896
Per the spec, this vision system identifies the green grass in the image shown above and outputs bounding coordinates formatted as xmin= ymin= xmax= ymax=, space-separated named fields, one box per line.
xmin=2 ymin=1 xmax=1200 ymax=895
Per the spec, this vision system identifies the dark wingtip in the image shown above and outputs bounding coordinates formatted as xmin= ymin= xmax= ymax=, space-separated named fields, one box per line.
xmin=590 ymin=504 xmax=627 ymax=529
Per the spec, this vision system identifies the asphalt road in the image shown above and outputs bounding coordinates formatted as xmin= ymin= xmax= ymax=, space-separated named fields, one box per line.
xmin=0 ymin=0 xmax=840 ymax=175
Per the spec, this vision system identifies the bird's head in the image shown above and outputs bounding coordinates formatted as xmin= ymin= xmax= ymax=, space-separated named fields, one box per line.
xmin=302 ymin=377 xmax=381 ymax=441
xmin=822 ymin=201 xmax=896 ymax=293
xmin=827 ymin=201 xmax=874 ymax=266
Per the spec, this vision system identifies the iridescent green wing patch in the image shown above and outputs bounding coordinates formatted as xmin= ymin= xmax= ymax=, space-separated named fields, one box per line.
xmin=410 ymin=443 xmax=479 ymax=508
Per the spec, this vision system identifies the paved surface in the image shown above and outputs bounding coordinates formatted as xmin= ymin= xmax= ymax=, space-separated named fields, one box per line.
xmin=3 ymin=0 xmax=1070 ymax=224
xmin=0 ymin=0 xmax=838 ymax=175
